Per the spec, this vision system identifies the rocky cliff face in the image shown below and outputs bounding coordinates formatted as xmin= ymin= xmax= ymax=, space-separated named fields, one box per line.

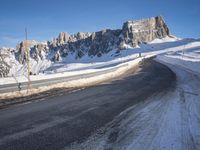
xmin=122 ymin=16 xmax=169 ymax=47
xmin=16 ymin=16 xmax=169 ymax=64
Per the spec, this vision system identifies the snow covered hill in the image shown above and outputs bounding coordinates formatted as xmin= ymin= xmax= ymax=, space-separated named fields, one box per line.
xmin=0 ymin=36 xmax=200 ymax=86
xmin=0 ymin=16 xmax=170 ymax=78
xmin=0 ymin=16 xmax=199 ymax=88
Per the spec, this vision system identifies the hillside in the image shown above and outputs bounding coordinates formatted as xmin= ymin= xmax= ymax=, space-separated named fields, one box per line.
xmin=0 ymin=16 xmax=169 ymax=77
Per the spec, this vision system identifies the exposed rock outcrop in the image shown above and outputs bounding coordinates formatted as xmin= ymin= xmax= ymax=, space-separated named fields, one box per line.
xmin=16 ymin=40 xmax=39 ymax=64
xmin=0 ymin=48 xmax=14 ymax=77
xmin=122 ymin=16 xmax=169 ymax=47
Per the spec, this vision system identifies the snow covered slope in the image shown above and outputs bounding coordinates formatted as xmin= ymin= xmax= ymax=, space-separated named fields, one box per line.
xmin=34 ymin=36 xmax=200 ymax=76
xmin=0 ymin=36 xmax=200 ymax=85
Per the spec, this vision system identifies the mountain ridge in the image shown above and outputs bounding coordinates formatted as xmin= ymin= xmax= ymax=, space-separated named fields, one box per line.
xmin=16 ymin=16 xmax=169 ymax=62
xmin=0 ymin=16 xmax=170 ymax=77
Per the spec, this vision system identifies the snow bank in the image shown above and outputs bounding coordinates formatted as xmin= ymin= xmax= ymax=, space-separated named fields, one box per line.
xmin=156 ymin=47 xmax=200 ymax=75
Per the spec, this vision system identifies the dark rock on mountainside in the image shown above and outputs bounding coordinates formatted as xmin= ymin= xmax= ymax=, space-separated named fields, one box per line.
xmin=0 ymin=48 xmax=13 ymax=77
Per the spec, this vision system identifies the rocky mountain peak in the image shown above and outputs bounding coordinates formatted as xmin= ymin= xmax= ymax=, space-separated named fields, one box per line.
xmin=57 ymin=32 xmax=70 ymax=44
xmin=122 ymin=16 xmax=169 ymax=47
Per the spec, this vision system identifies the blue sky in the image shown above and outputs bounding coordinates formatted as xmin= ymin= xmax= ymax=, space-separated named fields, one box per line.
xmin=0 ymin=0 xmax=199 ymax=47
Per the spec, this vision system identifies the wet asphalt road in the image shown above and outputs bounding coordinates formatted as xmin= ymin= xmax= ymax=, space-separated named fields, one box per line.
xmin=0 ymin=59 xmax=175 ymax=150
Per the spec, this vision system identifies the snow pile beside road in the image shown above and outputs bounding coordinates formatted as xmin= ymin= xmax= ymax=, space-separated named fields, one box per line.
xmin=0 ymin=55 xmax=140 ymax=85
xmin=156 ymin=49 xmax=200 ymax=74
xmin=0 ymin=57 xmax=143 ymax=99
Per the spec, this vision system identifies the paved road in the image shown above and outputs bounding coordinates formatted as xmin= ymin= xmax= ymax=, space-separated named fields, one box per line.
xmin=0 ymin=59 xmax=176 ymax=150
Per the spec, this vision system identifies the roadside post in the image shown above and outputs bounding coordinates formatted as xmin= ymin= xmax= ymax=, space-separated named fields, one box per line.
xmin=18 ymin=83 xmax=22 ymax=92
xmin=139 ymin=52 xmax=141 ymax=57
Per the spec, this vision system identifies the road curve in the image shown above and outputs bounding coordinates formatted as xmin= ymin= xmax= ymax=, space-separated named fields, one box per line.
xmin=0 ymin=59 xmax=176 ymax=150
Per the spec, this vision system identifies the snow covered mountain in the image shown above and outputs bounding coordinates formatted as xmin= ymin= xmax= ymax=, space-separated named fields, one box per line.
xmin=0 ymin=16 xmax=170 ymax=77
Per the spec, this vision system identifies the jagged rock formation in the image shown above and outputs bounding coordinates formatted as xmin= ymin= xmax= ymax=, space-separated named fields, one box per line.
xmin=0 ymin=57 xmax=10 ymax=77
xmin=16 ymin=16 xmax=169 ymax=64
xmin=0 ymin=16 xmax=170 ymax=77
xmin=122 ymin=16 xmax=170 ymax=47
xmin=16 ymin=40 xmax=39 ymax=64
